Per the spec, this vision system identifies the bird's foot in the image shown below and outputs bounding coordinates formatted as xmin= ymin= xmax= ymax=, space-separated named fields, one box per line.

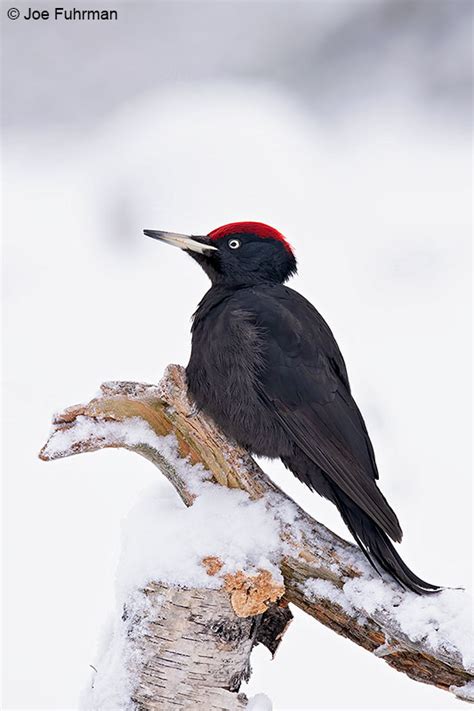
xmin=186 ymin=401 xmax=200 ymax=419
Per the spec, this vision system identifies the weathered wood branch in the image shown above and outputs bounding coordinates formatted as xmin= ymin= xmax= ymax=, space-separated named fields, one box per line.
xmin=40 ymin=365 xmax=473 ymax=705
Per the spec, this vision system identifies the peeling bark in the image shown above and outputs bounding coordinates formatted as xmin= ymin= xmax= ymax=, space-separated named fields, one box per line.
xmin=85 ymin=585 xmax=290 ymax=710
xmin=127 ymin=584 xmax=253 ymax=711
xmin=40 ymin=365 xmax=473 ymax=705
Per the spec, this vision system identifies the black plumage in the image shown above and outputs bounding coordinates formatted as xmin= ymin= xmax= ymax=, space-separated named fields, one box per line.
xmin=144 ymin=221 xmax=439 ymax=594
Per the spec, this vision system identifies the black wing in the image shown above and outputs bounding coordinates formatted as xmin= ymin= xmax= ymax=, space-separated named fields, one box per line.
xmin=243 ymin=285 xmax=402 ymax=543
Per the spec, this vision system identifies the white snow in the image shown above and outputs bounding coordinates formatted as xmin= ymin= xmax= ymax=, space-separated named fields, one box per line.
xmin=116 ymin=481 xmax=283 ymax=599
xmin=247 ymin=692 xmax=273 ymax=710
xmin=45 ymin=415 xmax=284 ymax=596
xmin=80 ymin=592 xmax=155 ymax=711
xmin=303 ymin=578 xmax=358 ymax=617
xmin=450 ymin=680 xmax=474 ymax=702
xmin=44 ymin=415 xmax=206 ymax=476
xmin=304 ymin=575 xmax=474 ymax=673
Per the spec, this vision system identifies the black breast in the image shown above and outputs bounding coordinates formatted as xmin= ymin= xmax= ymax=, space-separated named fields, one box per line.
xmin=185 ymin=285 xmax=289 ymax=456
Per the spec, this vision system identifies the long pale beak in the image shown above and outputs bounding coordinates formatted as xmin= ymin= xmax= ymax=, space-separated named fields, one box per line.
xmin=144 ymin=229 xmax=217 ymax=254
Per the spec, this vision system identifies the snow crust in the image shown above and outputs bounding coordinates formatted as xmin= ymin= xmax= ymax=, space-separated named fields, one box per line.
xmin=304 ymin=575 xmax=473 ymax=672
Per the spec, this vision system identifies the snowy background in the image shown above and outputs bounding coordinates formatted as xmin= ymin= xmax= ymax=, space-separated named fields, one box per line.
xmin=2 ymin=1 xmax=472 ymax=709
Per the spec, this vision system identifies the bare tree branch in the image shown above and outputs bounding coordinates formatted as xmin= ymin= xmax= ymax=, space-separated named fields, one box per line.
xmin=40 ymin=365 xmax=473 ymax=703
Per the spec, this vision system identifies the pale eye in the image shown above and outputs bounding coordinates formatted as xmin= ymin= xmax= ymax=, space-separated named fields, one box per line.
xmin=228 ymin=238 xmax=241 ymax=250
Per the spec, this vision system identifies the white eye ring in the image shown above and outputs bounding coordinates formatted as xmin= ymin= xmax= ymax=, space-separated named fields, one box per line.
xmin=228 ymin=238 xmax=241 ymax=250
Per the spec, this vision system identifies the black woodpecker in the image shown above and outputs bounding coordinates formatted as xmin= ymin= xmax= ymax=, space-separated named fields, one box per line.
xmin=144 ymin=221 xmax=439 ymax=594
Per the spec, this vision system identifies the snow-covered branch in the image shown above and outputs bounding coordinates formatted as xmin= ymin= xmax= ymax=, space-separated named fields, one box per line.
xmin=40 ymin=365 xmax=473 ymax=705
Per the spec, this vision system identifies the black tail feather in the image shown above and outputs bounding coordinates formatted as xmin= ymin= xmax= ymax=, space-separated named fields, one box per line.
xmin=334 ymin=491 xmax=441 ymax=594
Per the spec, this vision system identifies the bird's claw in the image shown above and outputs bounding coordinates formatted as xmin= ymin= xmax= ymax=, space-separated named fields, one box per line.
xmin=186 ymin=402 xmax=200 ymax=419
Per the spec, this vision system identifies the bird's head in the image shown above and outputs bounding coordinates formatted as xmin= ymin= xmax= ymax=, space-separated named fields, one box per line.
xmin=144 ymin=221 xmax=297 ymax=286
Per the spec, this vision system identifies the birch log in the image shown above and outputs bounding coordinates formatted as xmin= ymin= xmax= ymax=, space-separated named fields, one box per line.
xmin=118 ymin=584 xmax=286 ymax=711
xmin=40 ymin=365 xmax=473 ymax=706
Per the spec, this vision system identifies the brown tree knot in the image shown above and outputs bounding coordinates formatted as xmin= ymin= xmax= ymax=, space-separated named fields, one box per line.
xmin=224 ymin=570 xmax=285 ymax=618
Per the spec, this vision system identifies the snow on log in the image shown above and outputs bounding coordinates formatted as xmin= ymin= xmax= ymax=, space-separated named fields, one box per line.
xmin=75 ymin=455 xmax=290 ymax=708
xmin=40 ymin=365 xmax=474 ymax=704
